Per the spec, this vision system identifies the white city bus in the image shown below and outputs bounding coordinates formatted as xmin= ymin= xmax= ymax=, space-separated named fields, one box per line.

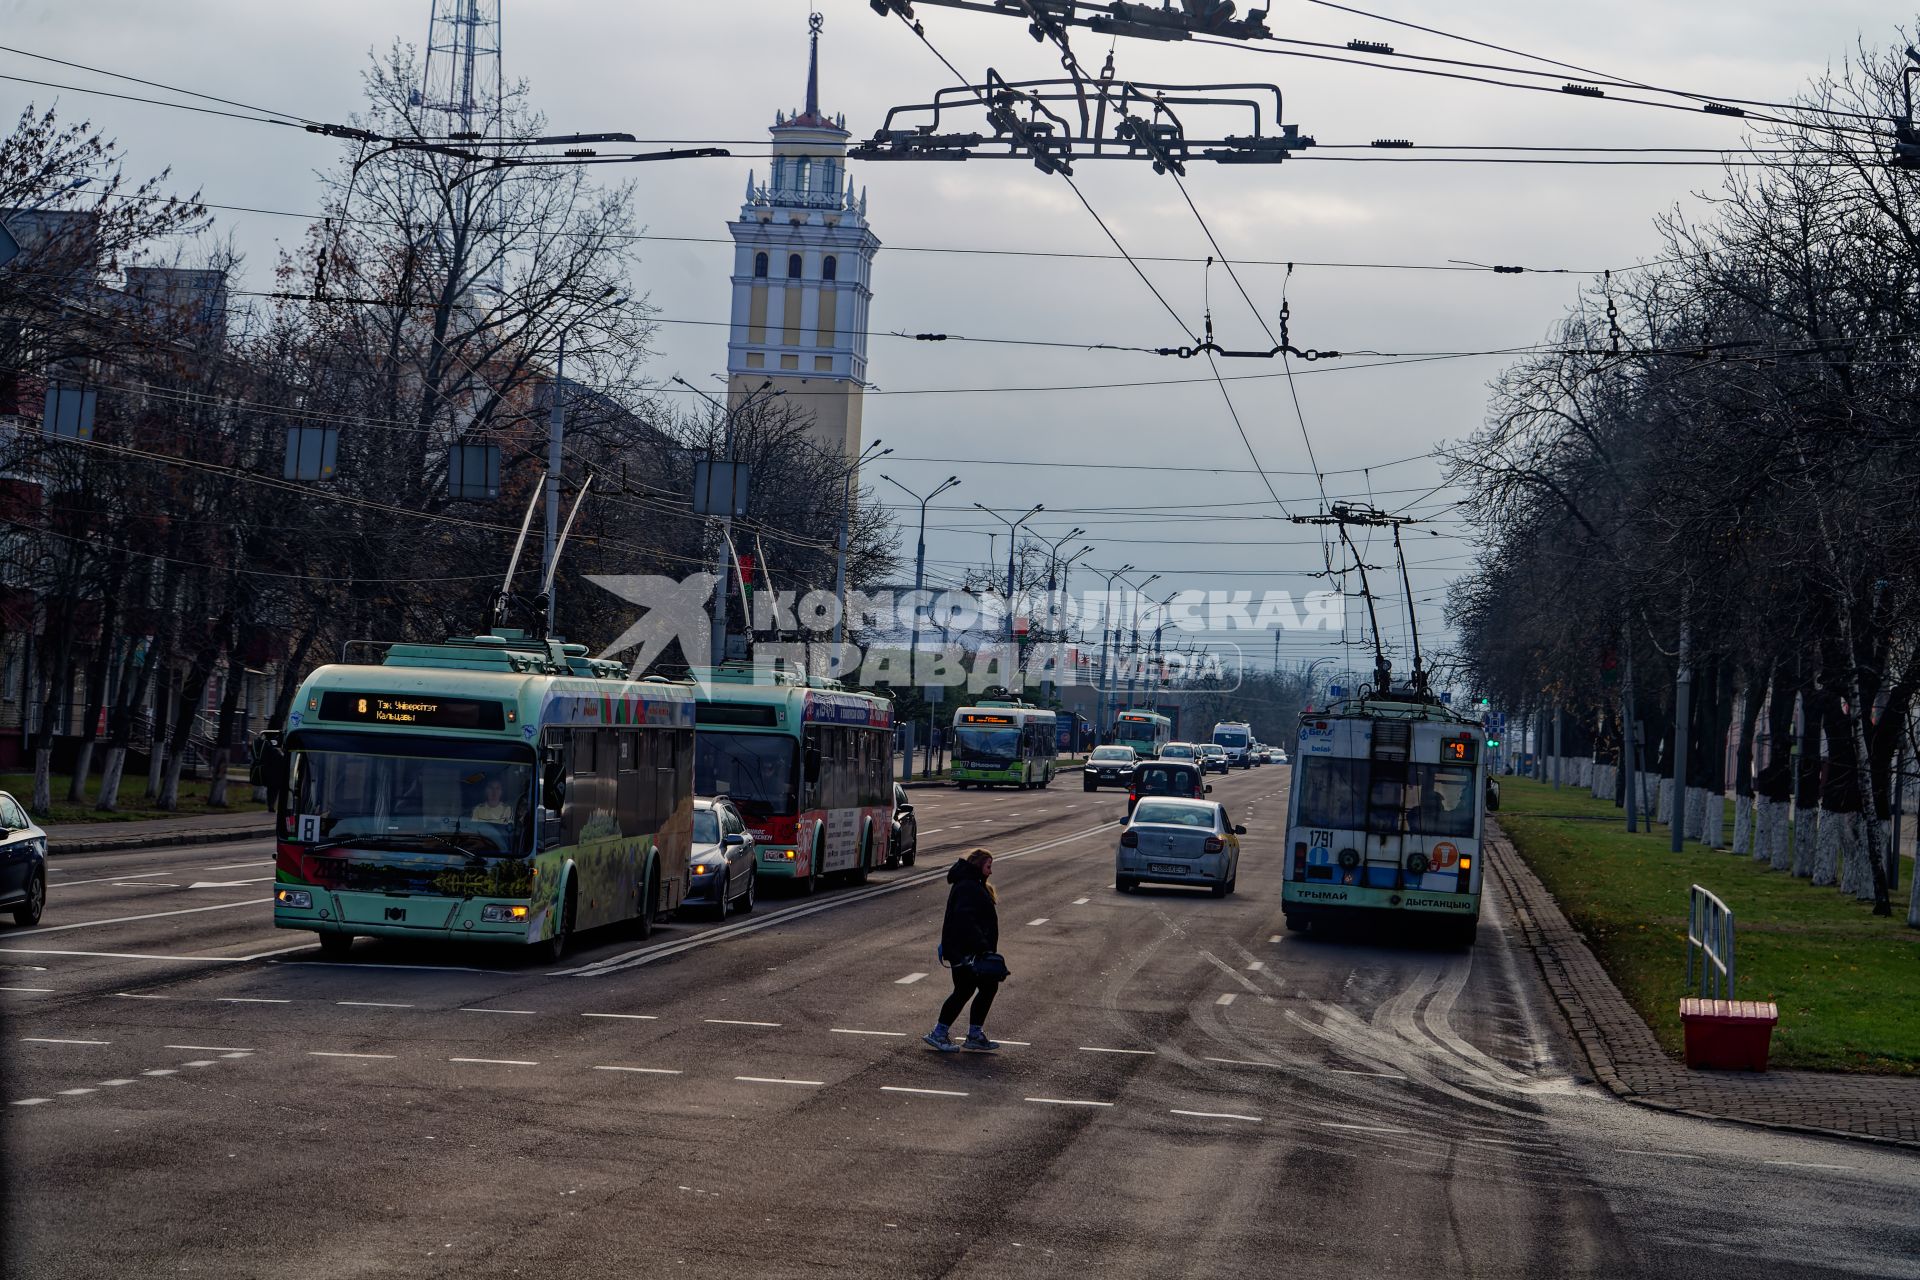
xmin=1281 ymin=689 xmax=1486 ymax=946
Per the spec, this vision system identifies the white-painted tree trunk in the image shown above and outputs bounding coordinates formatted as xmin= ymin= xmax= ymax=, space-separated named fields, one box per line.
xmin=1733 ymin=795 xmax=1752 ymax=856
xmin=1839 ymin=817 xmax=1878 ymax=901
xmin=1765 ymin=800 xmax=1793 ymax=871
xmin=1791 ymin=805 xmax=1818 ymax=878
xmin=1708 ymin=789 xmax=1727 ymax=849
xmin=1658 ymin=778 xmax=1674 ymax=826
xmin=1811 ymin=809 xmax=1843 ymax=886
xmin=1684 ymin=786 xmax=1708 ymax=844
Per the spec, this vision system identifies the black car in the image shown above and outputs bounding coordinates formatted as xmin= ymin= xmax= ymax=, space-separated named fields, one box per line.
xmin=888 ymin=783 xmax=918 ymax=868
xmin=1125 ymin=760 xmax=1211 ymax=816
xmin=1083 ymin=745 xmax=1140 ymax=791
xmin=0 ymin=790 xmax=48 ymax=926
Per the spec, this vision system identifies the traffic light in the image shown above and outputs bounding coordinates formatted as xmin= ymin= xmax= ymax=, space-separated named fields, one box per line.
xmin=1487 ymin=737 xmax=1501 ymax=748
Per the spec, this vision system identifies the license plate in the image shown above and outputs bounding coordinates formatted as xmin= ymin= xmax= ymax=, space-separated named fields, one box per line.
xmin=1149 ymin=863 xmax=1186 ymax=875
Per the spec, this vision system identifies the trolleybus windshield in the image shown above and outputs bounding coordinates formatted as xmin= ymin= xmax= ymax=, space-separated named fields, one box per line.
xmin=955 ymin=723 xmax=1019 ymax=765
xmin=695 ymin=733 xmax=797 ymax=820
xmin=287 ymin=742 xmax=533 ymax=856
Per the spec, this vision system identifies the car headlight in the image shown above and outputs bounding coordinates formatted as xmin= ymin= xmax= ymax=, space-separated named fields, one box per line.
xmin=275 ymin=888 xmax=313 ymax=909
xmin=481 ymin=904 xmax=530 ymax=922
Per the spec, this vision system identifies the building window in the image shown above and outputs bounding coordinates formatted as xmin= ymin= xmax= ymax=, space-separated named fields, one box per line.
xmin=814 ymin=356 xmax=833 ymax=372
xmin=753 ymin=252 xmax=768 ymax=278
xmin=284 ymin=425 xmax=338 ymax=482
xmin=787 ymin=253 xmax=803 ymax=279
xmin=798 ymin=156 xmax=812 ymax=193
xmin=448 ymin=442 xmax=500 ymax=500
xmin=42 ymin=383 xmax=96 ymax=440
xmin=822 ymin=256 xmax=837 ymax=281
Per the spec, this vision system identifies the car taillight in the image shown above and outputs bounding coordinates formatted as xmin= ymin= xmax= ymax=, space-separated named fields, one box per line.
xmin=1204 ymin=836 xmax=1224 ymax=853
xmin=1120 ymin=831 xmax=1138 ymax=847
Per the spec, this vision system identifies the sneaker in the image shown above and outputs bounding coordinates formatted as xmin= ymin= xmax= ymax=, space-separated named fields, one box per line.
xmin=961 ymin=1030 xmax=999 ymax=1052
xmin=923 ymin=1028 xmax=959 ymax=1052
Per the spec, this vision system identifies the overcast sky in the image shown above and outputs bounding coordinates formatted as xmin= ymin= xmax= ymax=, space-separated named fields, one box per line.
xmin=1 ymin=0 xmax=1896 ymax=685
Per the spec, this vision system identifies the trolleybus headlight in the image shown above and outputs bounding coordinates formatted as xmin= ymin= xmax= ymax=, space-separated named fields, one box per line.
xmin=481 ymin=904 xmax=530 ymax=923
xmin=275 ymin=888 xmax=312 ymax=909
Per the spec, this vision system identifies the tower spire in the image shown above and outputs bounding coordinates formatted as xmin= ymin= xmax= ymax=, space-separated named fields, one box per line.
xmin=805 ymin=12 xmax=823 ymax=120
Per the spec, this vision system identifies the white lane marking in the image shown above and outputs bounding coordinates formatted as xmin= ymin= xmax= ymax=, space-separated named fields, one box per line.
xmin=895 ymin=972 xmax=928 ymax=985
xmin=230 ymin=945 xmax=316 ymax=962
xmin=581 ymin=1012 xmax=657 ymax=1020
xmin=21 ymin=1037 xmax=109 ymax=1046
xmin=735 ymin=1076 xmax=823 ymax=1087
xmin=1330 ymin=1068 xmax=1409 ymax=1080
xmin=1614 ymin=1149 xmax=1703 ymax=1160
xmin=1321 ymin=1122 xmax=1409 ymax=1133
xmin=705 ymin=1018 xmax=781 ymax=1028
xmin=166 ymin=1044 xmax=253 ymax=1052
xmin=0 ymin=986 xmax=53 ymax=993
xmin=593 ymin=1065 xmax=682 ymax=1075
xmin=882 ymin=1086 xmax=969 ymax=1098
xmin=0 ymin=949 xmax=255 ymax=962
xmin=1027 ymin=918 xmax=1050 ymax=926
xmin=56 ymin=1087 xmax=97 ymax=1096
xmin=462 ymin=1007 xmax=537 ymax=1015
xmin=98 ymin=1079 xmax=136 ymax=1086
xmin=203 ymin=860 xmax=273 ymax=871
xmin=920 ymin=828 xmax=946 ymax=836
xmin=180 ymin=1060 xmax=218 ymax=1068
xmin=832 ymin=1028 xmax=908 ymax=1038
xmin=1269 ymin=934 xmax=1283 ymax=943
xmin=559 ymin=820 xmax=1122 ymax=978
xmin=997 ymin=1040 xmax=1032 ymax=1047
xmin=1765 ymin=1160 xmax=1855 ymax=1171
xmin=277 ymin=960 xmax=495 ymax=973
xmin=1079 ymin=1046 xmax=1154 ymax=1056
xmin=1246 ymin=961 xmax=1266 ymax=971
xmin=44 ymin=870 xmax=170 ymax=889
xmin=113 ymin=882 xmax=179 ymax=889
xmin=5 ymin=898 xmax=269 ymax=937
xmin=1216 ymin=993 xmax=1237 ymax=1006
xmin=187 ymin=878 xmax=276 ymax=889
xmin=115 ymin=993 xmax=170 ymax=1000
xmin=12 ymin=1098 xmax=51 ymax=1106
xmin=309 ymin=1051 xmax=396 ymax=1060
xmin=1073 ymin=897 xmax=1090 ymax=905
xmin=140 ymin=1069 xmax=178 ymax=1077
xmin=218 ymin=998 xmax=290 ymax=1005
xmin=450 ymin=1057 xmax=538 ymax=1066
xmin=1025 ymin=1097 xmax=1112 ymax=1108
xmin=338 ymin=1001 xmax=414 ymax=1009
xmin=1172 ymin=1109 xmax=1261 ymax=1122
xmin=219 ymin=1051 xmax=254 ymax=1059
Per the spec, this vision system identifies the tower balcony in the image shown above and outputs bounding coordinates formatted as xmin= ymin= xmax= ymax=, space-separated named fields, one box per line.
xmin=747 ymin=182 xmax=857 ymax=213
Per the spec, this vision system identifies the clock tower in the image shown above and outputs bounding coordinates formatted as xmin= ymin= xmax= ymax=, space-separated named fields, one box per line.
xmin=726 ymin=12 xmax=878 ymax=458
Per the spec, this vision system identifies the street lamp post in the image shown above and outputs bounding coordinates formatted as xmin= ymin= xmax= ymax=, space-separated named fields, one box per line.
xmin=881 ymin=473 xmax=960 ymax=777
xmin=1121 ymin=572 xmax=1160 ymax=717
xmin=972 ymin=503 xmax=1044 ymax=692
xmin=1042 ymin=540 xmax=1092 ymax=705
xmin=1095 ymin=563 xmax=1136 ymax=737
xmin=831 ymin=440 xmax=891 ymax=657
xmin=675 ymin=375 xmax=780 ymax=667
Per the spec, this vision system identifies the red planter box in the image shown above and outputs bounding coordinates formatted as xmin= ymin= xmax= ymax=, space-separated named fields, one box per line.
xmin=1678 ymin=997 xmax=1779 ymax=1071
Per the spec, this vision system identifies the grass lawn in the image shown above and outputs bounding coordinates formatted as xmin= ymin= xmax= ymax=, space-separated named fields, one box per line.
xmin=2 ymin=771 xmax=267 ymax=825
xmin=1496 ymin=775 xmax=1920 ymax=1075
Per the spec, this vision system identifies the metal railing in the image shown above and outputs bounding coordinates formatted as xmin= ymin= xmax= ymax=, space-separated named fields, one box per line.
xmin=1685 ymin=884 xmax=1736 ymax=1000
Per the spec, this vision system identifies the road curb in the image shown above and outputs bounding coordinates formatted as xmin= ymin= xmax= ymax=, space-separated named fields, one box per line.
xmin=1490 ymin=823 xmax=1920 ymax=1152
xmin=48 ymin=823 xmax=275 ymax=857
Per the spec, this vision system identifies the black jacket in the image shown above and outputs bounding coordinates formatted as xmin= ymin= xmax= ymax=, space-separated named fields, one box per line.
xmin=941 ymin=859 xmax=999 ymax=962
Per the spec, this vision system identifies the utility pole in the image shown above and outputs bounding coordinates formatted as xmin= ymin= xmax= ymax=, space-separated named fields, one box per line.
xmin=1622 ymin=623 xmax=1639 ymax=833
xmin=543 ymin=333 xmax=565 ymax=633
xmin=881 ymin=473 xmax=960 ymax=778
xmin=1096 ymin=563 xmax=1136 ymax=738
xmin=1552 ymin=701 xmax=1563 ymax=790
xmin=830 ymin=440 xmax=890 ymax=657
xmin=971 ymin=502 xmax=1043 ymax=687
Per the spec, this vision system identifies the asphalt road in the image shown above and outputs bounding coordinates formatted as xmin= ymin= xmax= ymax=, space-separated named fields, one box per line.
xmin=3 ymin=768 xmax=1916 ymax=1279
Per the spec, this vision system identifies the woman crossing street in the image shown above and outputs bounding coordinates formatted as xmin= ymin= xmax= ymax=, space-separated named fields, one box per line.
xmin=925 ymin=848 xmax=1006 ymax=1053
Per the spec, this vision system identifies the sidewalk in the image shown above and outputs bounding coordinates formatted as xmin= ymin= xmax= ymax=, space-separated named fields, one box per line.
xmin=1491 ymin=823 xmax=1920 ymax=1149
xmin=45 ymin=811 xmax=276 ymax=856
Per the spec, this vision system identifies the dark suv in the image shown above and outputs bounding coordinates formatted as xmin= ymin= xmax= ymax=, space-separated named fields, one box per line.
xmin=1126 ymin=760 xmax=1210 ymax=816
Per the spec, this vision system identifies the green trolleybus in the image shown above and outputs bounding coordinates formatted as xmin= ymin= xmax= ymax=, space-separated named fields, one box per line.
xmin=951 ymin=700 xmax=1058 ymax=789
xmin=1111 ymin=709 xmax=1172 ymax=758
xmin=1281 ymin=688 xmax=1486 ymax=946
xmin=690 ymin=664 xmax=893 ymax=894
xmin=267 ymin=631 xmax=696 ymax=961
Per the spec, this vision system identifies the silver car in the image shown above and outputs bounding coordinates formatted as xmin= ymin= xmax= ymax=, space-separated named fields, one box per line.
xmin=687 ymin=797 xmax=757 ymax=919
xmin=1115 ymin=797 xmax=1243 ymax=897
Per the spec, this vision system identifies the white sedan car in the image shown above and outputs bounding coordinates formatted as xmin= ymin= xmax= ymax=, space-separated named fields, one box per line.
xmin=1115 ymin=797 xmax=1243 ymax=897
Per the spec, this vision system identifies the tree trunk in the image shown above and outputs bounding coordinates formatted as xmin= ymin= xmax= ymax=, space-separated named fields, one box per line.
xmin=206 ymin=647 xmax=246 ymax=808
xmin=1791 ymin=683 xmax=1825 ymax=879
xmin=1756 ymin=669 xmax=1797 ymax=871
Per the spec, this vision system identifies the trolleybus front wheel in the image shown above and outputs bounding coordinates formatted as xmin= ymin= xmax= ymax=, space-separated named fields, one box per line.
xmin=541 ymin=882 xmax=577 ymax=962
